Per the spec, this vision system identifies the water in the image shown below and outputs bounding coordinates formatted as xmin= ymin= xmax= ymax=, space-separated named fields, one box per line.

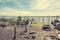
xmin=0 ymin=16 xmax=60 ymax=24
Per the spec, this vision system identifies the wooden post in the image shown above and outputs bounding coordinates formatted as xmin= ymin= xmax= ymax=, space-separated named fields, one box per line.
xmin=43 ymin=16 xmax=44 ymax=25
xmin=56 ymin=16 xmax=59 ymax=20
xmin=25 ymin=24 xmax=27 ymax=32
xmin=48 ymin=16 xmax=50 ymax=25
xmin=13 ymin=27 xmax=16 ymax=40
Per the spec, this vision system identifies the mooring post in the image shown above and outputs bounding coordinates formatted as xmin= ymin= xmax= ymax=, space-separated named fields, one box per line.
xmin=48 ymin=16 xmax=50 ymax=25
xmin=42 ymin=16 xmax=44 ymax=25
xmin=13 ymin=27 xmax=16 ymax=40
xmin=56 ymin=16 xmax=59 ymax=20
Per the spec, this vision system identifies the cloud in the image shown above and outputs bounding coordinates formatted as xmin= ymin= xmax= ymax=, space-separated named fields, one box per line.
xmin=0 ymin=0 xmax=60 ymax=16
xmin=30 ymin=0 xmax=60 ymax=11
xmin=0 ymin=7 xmax=60 ymax=16
xmin=0 ymin=0 xmax=10 ymax=2
xmin=0 ymin=7 xmax=34 ymax=16
xmin=30 ymin=0 xmax=49 ymax=10
xmin=0 ymin=0 xmax=31 ymax=10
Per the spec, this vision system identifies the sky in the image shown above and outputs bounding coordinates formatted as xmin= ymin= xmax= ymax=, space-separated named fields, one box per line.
xmin=0 ymin=0 xmax=60 ymax=16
